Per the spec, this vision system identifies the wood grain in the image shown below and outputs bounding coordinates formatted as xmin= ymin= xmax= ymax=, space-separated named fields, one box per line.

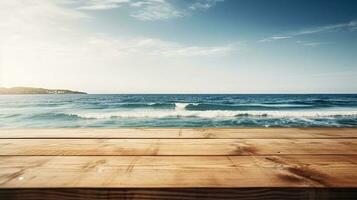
xmin=0 ymin=138 xmax=356 ymax=156
xmin=1 ymin=188 xmax=357 ymax=200
xmin=0 ymin=155 xmax=356 ymax=188
xmin=0 ymin=128 xmax=356 ymax=139
xmin=0 ymin=128 xmax=356 ymax=199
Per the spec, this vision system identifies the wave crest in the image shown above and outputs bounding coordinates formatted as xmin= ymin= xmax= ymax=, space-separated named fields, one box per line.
xmin=70 ymin=110 xmax=357 ymax=119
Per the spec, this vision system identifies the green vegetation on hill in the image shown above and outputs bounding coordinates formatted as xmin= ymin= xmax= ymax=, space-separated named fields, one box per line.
xmin=0 ymin=87 xmax=87 ymax=94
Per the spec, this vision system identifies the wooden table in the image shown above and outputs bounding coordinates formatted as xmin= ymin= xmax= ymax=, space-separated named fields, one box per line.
xmin=0 ymin=128 xmax=356 ymax=199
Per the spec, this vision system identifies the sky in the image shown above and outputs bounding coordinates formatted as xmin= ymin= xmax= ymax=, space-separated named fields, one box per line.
xmin=0 ymin=0 xmax=356 ymax=94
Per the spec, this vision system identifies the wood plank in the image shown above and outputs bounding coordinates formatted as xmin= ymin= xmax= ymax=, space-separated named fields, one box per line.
xmin=0 ymin=155 xmax=357 ymax=188
xmin=0 ymin=128 xmax=356 ymax=139
xmin=0 ymin=138 xmax=356 ymax=156
xmin=0 ymin=128 xmax=356 ymax=199
xmin=2 ymin=188 xmax=357 ymax=200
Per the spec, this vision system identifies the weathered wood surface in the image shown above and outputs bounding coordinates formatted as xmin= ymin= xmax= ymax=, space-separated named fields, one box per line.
xmin=0 ymin=128 xmax=356 ymax=199
xmin=0 ymin=139 xmax=356 ymax=155
xmin=0 ymin=128 xmax=356 ymax=139
xmin=0 ymin=155 xmax=357 ymax=188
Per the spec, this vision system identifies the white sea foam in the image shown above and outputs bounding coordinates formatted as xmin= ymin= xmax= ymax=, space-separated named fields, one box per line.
xmin=174 ymin=103 xmax=199 ymax=111
xmin=174 ymin=103 xmax=189 ymax=110
xmin=71 ymin=110 xmax=357 ymax=119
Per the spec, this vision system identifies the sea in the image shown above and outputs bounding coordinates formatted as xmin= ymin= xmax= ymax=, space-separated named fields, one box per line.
xmin=0 ymin=94 xmax=357 ymax=128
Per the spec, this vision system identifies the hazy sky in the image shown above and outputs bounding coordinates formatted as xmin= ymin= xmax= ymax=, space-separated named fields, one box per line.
xmin=0 ymin=0 xmax=356 ymax=93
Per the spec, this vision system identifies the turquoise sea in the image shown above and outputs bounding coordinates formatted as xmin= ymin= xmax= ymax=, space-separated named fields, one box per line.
xmin=1 ymin=94 xmax=357 ymax=128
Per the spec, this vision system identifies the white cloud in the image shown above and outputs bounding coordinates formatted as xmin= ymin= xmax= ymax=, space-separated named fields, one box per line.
xmin=81 ymin=36 xmax=235 ymax=57
xmin=259 ymin=20 xmax=357 ymax=43
xmin=0 ymin=0 xmax=236 ymax=89
xmin=78 ymin=0 xmax=129 ymax=10
xmin=126 ymin=38 xmax=235 ymax=57
xmin=77 ymin=0 xmax=223 ymax=21
xmin=295 ymin=40 xmax=334 ymax=47
xmin=0 ymin=1 xmax=233 ymax=57
xmin=78 ymin=0 xmax=185 ymax=20
xmin=294 ymin=20 xmax=357 ymax=36
xmin=189 ymin=0 xmax=223 ymax=11
xmin=0 ymin=0 xmax=87 ymax=51
xmin=0 ymin=0 xmax=241 ymax=94
xmin=130 ymin=0 xmax=185 ymax=21
xmin=259 ymin=36 xmax=292 ymax=42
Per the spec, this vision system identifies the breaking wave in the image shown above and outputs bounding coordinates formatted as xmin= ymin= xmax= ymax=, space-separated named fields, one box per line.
xmin=2 ymin=94 xmax=357 ymax=127
xmin=71 ymin=110 xmax=357 ymax=119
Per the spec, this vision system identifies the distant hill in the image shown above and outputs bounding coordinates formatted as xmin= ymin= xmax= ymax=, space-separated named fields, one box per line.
xmin=0 ymin=87 xmax=87 ymax=94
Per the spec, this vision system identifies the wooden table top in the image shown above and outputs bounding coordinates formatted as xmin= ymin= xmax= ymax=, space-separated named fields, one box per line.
xmin=0 ymin=128 xmax=356 ymax=188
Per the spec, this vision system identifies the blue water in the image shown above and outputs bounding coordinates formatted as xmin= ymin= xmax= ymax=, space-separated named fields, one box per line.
xmin=1 ymin=94 xmax=357 ymax=128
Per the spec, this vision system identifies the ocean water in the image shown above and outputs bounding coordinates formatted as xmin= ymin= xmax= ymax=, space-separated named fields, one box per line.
xmin=0 ymin=94 xmax=357 ymax=128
